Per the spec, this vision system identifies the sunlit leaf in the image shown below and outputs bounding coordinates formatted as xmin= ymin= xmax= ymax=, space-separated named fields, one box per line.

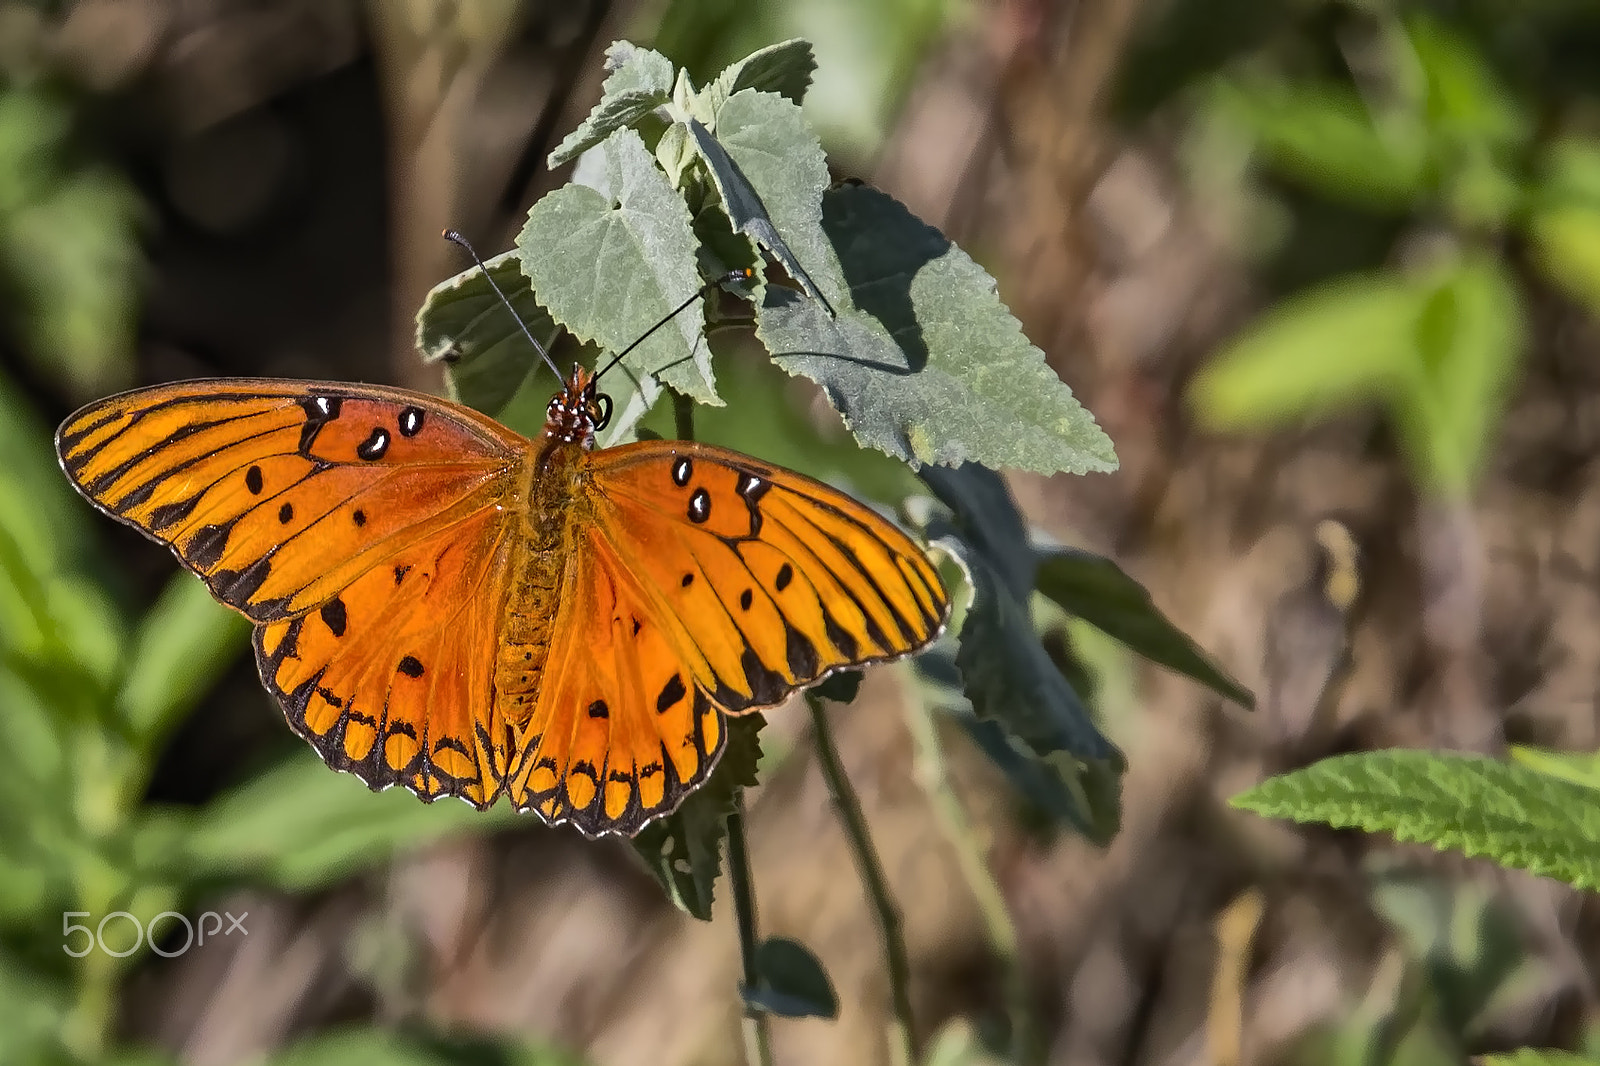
xmin=548 ymin=41 xmax=675 ymax=168
xmin=697 ymin=38 xmax=816 ymax=120
xmin=1232 ymin=750 xmax=1600 ymax=891
xmin=757 ymin=184 xmax=1116 ymax=475
xmin=519 ymin=127 xmax=715 ymax=431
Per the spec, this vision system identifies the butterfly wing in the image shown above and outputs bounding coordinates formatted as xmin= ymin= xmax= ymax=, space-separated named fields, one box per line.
xmin=586 ymin=441 xmax=949 ymax=706
xmin=504 ymin=526 xmax=727 ymax=835
xmin=57 ymin=378 xmax=527 ymax=806
xmin=504 ymin=440 xmax=948 ymax=836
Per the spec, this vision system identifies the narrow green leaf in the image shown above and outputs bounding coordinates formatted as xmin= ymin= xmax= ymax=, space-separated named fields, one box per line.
xmin=547 ymin=42 xmax=674 ymax=168
xmin=116 ymin=571 xmax=249 ymax=749
xmin=742 ymin=936 xmax=839 ymax=1019
xmin=630 ymin=714 xmax=763 ymax=920
xmin=415 ymin=249 xmax=565 ymax=417
xmin=182 ymin=755 xmax=519 ymax=890
xmin=696 ymin=38 xmax=816 ymax=121
xmin=1035 ymin=548 xmax=1253 ymax=708
xmin=1232 ymin=750 xmax=1600 ymax=891
xmin=1191 ymin=270 xmax=1423 ymax=428
xmin=957 ymin=715 xmax=1121 ymax=843
xmin=1509 ymin=746 xmax=1600 ymax=792
xmin=519 ymin=127 xmax=715 ymax=429
xmin=758 ymin=184 xmax=1116 ymax=474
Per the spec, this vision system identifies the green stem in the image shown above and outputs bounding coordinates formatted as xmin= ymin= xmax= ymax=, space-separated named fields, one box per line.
xmin=671 ymin=388 xmax=695 ymax=442
xmin=904 ymin=700 xmax=1034 ymax=1063
xmin=727 ymin=796 xmax=773 ymax=1066
xmin=807 ymin=692 xmax=917 ymax=1065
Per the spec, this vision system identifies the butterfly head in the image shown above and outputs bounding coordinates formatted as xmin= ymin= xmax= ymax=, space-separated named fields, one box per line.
xmin=543 ymin=366 xmax=613 ymax=448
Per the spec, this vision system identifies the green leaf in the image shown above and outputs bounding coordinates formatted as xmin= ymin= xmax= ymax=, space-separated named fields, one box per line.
xmin=0 ymin=952 xmax=69 ymax=1066
xmin=742 ymin=936 xmax=838 ymax=1019
xmin=1035 ymin=548 xmax=1253 ymax=708
xmin=630 ymin=714 xmax=762 ymax=920
xmin=181 ymin=755 xmax=519 ymax=891
xmin=686 ymin=111 xmax=828 ymax=305
xmin=519 ymin=127 xmax=715 ymax=433
xmin=415 ymin=249 xmax=565 ymax=417
xmin=757 ymin=183 xmax=1116 ymax=475
xmin=1232 ymin=750 xmax=1600 ymax=891
xmin=548 ymin=42 xmax=674 ymax=169
xmin=1397 ymin=254 xmax=1524 ymax=495
xmin=1212 ymin=76 xmax=1428 ymax=210
xmin=921 ymin=464 xmax=1122 ymax=837
xmin=1530 ymin=204 xmax=1600 ymax=318
xmin=697 ymin=38 xmax=816 ymax=120
xmin=1192 ymin=270 xmax=1422 ymax=427
xmin=0 ymin=367 xmax=92 ymax=570
xmin=1509 ymin=746 xmax=1600 ymax=792
xmin=116 ymin=571 xmax=249 ymax=749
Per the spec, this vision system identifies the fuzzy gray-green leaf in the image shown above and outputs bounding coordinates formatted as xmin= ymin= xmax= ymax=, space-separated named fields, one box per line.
xmin=756 ymin=184 xmax=1117 ymax=475
xmin=548 ymin=42 xmax=674 ymax=168
xmin=519 ymin=128 xmax=715 ymax=420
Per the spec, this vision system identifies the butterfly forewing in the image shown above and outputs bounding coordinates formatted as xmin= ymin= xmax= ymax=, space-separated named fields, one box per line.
xmin=57 ymin=379 xmax=529 ymax=810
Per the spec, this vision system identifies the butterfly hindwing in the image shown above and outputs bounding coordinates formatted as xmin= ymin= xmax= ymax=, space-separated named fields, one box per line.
xmin=504 ymin=526 xmax=726 ymax=836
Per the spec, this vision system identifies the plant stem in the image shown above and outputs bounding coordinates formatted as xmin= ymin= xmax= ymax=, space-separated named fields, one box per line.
xmin=903 ymin=698 xmax=1035 ymax=1063
xmin=671 ymin=387 xmax=695 ymax=442
xmin=807 ymin=692 xmax=918 ymax=1065
xmin=726 ymin=795 xmax=773 ymax=1066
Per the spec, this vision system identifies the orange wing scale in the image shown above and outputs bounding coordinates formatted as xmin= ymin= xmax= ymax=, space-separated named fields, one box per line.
xmin=57 ymin=376 xmax=950 ymax=837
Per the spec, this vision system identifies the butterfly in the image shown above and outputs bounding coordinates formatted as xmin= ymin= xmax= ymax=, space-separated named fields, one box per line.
xmin=55 ymin=356 xmax=949 ymax=836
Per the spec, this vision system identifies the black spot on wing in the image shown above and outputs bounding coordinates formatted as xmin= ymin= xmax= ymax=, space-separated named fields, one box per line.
xmin=278 ymin=502 xmax=294 ymax=524
xmin=245 ymin=465 xmax=264 ymax=494
xmin=656 ymin=674 xmax=687 ymax=713
xmin=393 ymin=564 xmax=411 ymax=584
xmin=688 ymin=487 xmax=711 ymax=524
xmin=398 ymin=655 xmax=424 ymax=678
xmin=671 ymin=456 xmax=693 ymax=486
xmin=356 ymin=427 xmax=390 ymax=461
xmin=298 ymin=395 xmax=342 ymax=455
xmin=398 ymin=406 xmax=425 ymax=437
xmin=352 ymin=509 xmax=367 ymax=527
xmin=588 ymin=699 xmax=609 ymax=719
xmin=775 ymin=562 xmax=794 ymax=591
xmin=740 ymin=588 xmax=754 ymax=610
xmin=320 ymin=598 xmax=348 ymax=637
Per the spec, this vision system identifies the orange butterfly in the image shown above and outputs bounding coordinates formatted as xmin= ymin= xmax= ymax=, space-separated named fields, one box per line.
xmin=55 ymin=359 xmax=948 ymax=836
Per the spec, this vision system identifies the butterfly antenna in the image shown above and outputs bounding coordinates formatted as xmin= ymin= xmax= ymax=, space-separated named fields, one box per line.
xmin=591 ymin=268 xmax=757 ymax=387
xmin=441 ymin=229 xmax=565 ymax=382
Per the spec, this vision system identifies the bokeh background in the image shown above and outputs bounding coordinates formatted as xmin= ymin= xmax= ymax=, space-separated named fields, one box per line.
xmin=5 ymin=0 xmax=1600 ymax=1063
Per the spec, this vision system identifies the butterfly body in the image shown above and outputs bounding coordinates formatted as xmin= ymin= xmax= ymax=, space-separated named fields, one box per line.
xmin=57 ymin=370 xmax=948 ymax=836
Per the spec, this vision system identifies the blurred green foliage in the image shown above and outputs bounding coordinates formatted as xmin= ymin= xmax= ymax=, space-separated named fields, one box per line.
xmin=1154 ymin=3 xmax=1600 ymax=497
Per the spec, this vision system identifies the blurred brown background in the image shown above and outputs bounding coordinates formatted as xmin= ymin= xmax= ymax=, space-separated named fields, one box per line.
xmin=5 ymin=1 xmax=1600 ymax=1064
